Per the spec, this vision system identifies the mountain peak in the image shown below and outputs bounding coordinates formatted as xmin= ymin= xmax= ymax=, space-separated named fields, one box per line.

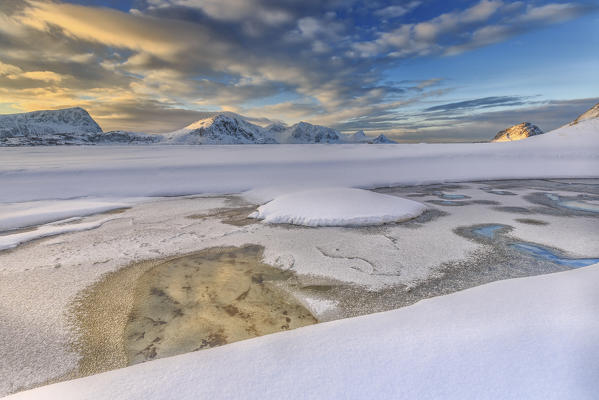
xmin=491 ymin=122 xmax=544 ymax=142
xmin=371 ymin=134 xmax=397 ymax=144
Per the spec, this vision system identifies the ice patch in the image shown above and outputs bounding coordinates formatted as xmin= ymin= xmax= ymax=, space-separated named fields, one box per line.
xmin=510 ymin=243 xmax=599 ymax=268
xmin=472 ymin=224 xmax=505 ymax=239
xmin=0 ymin=199 xmax=131 ymax=231
xmin=0 ymin=217 xmax=115 ymax=251
xmin=249 ymin=188 xmax=427 ymax=227
xmin=302 ymin=297 xmax=338 ymax=316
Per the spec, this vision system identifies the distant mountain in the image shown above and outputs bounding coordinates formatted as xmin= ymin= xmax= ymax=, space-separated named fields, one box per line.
xmin=371 ymin=134 xmax=397 ymax=144
xmin=491 ymin=122 xmax=544 ymax=142
xmin=163 ymin=113 xmax=277 ymax=144
xmin=347 ymin=130 xmax=368 ymax=143
xmin=94 ymin=130 xmax=161 ymax=144
xmin=0 ymin=107 xmax=398 ymax=146
xmin=0 ymin=107 xmax=101 ymax=145
xmin=277 ymin=121 xmax=342 ymax=144
xmin=0 ymin=107 xmax=160 ymax=146
xmin=570 ymin=102 xmax=599 ymax=125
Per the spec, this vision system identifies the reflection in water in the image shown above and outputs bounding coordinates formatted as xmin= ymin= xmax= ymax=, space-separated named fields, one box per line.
xmin=510 ymin=243 xmax=599 ymax=268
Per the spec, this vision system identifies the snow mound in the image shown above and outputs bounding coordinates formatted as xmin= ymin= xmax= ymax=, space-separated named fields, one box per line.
xmin=249 ymin=188 xmax=427 ymax=226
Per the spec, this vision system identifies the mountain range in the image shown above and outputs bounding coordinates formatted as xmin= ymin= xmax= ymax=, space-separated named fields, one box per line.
xmin=1 ymin=102 xmax=597 ymax=146
xmin=0 ymin=109 xmax=396 ymax=146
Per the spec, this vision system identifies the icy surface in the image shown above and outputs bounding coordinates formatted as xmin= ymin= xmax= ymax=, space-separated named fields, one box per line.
xmin=0 ymin=199 xmax=130 ymax=231
xmin=8 ymin=264 xmax=599 ymax=400
xmin=1 ymin=183 xmax=597 ymax=395
xmin=249 ymin=188 xmax=426 ymax=226
xmin=0 ymin=217 xmax=116 ymax=251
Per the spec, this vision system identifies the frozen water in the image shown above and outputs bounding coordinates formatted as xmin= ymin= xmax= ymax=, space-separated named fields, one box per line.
xmin=510 ymin=243 xmax=599 ymax=268
xmin=471 ymin=224 xmax=506 ymax=239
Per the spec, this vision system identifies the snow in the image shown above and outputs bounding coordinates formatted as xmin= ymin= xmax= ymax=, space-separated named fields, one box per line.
xmin=249 ymin=188 xmax=427 ymax=226
xmin=0 ymin=199 xmax=130 ymax=231
xmin=7 ymin=263 xmax=599 ymax=400
xmin=163 ymin=113 xmax=276 ymax=145
xmin=0 ymin=118 xmax=596 ymax=211
xmin=0 ymin=107 xmax=103 ymax=145
xmin=0 ymin=216 xmax=116 ymax=251
xmin=571 ymin=102 xmax=599 ymax=125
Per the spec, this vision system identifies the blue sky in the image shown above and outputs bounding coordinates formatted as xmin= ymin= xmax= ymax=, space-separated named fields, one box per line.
xmin=0 ymin=0 xmax=597 ymax=141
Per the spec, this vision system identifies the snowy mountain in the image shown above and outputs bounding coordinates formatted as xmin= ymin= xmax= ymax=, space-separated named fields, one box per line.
xmin=163 ymin=113 xmax=276 ymax=144
xmin=371 ymin=134 xmax=397 ymax=144
xmin=342 ymin=130 xmax=397 ymax=144
xmin=0 ymin=107 xmax=102 ymax=145
xmin=93 ymin=131 xmax=161 ymax=144
xmin=0 ymin=107 xmax=161 ymax=146
xmin=276 ymin=121 xmax=343 ymax=144
xmin=346 ymin=130 xmax=368 ymax=143
xmin=570 ymin=102 xmax=599 ymax=125
xmin=491 ymin=122 xmax=544 ymax=142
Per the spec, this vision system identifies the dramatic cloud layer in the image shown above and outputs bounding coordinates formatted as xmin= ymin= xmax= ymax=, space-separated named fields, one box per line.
xmin=0 ymin=0 xmax=596 ymax=140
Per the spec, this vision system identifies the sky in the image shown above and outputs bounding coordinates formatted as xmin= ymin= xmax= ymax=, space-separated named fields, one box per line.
xmin=0 ymin=0 xmax=597 ymax=142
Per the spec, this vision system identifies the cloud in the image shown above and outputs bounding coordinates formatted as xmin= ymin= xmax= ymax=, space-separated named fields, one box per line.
xmin=424 ymin=96 xmax=528 ymax=112
xmin=11 ymin=70 xmax=63 ymax=82
xmin=0 ymin=0 xmax=595 ymax=135
xmin=352 ymin=0 xmax=593 ymax=58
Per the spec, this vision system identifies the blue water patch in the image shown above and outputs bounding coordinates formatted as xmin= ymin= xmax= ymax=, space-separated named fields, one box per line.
xmin=428 ymin=199 xmax=464 ymax=206
xmin=510 ymin=243 xmax=599 ymax=268
xmin=440 ymin=193 xmax=468 ymax=199
xmin=487 ymin=190 xmax=516 ymax=196
xmin=472 ymin=225 xmax=505 ymax=239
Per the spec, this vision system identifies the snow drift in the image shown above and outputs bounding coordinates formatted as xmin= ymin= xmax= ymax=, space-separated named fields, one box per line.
xmin=249 ymin=188 xmax=426 ymax=226
xmin=7 ymin=263 xmax=599 ymax=399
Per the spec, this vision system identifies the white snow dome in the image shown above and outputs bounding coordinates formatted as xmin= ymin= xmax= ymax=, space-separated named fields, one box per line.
xmin=249 ymin=187 xmax=427 ymax=227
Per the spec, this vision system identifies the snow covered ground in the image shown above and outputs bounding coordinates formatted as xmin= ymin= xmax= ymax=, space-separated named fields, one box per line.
xmin=0 ymin=118 xmax=598 ymax=398
xmin=7 ymin=264 xmax=599 ymax=400
xmin=1 ymin=119 xmax=597 ymax=207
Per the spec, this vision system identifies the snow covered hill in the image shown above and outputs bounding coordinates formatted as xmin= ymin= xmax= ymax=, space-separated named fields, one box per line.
xmin=570 ymin=102 xmax=599 ymax=125
xmin=491 ymin=122 xmax=544 ymax=142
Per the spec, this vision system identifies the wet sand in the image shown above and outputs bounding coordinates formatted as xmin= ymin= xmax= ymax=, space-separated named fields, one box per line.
xmin=71 ymin=245 xmax=316 ymax=378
